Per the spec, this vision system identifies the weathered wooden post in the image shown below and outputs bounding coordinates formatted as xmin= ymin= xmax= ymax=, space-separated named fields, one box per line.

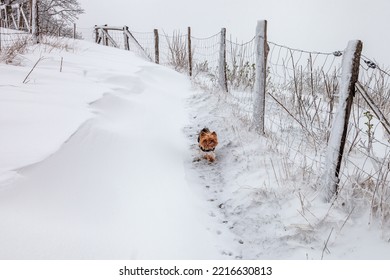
xmin=103 ymin=24 xmax=108 ymax=46
xmin=32 ymin=0 xmax=39 ymax=44
xmin=29 ymin=0 xmax=32 ymax=30
xmin=5 ymin=5 xmax=12 ymax=28
xmin=154 ymin=29 xmax=159 ymax=64
xmin=9 ymin=5 xmax=17 ymax=29
xmin=123 ymin=26 xmax=130 ymax=50
xmin=73 ymin=23 xmax=76 ymax=39
xmin=94 ymin=25 xmax=99 ymax=43
xmin=187 ymin=26 xmax=192 ymax=76
xmin=253 ymin=20 xmax=268 ymax=135
xmin=20 ymin=3 xmax=30 ymax=31
xmin=15 ymin=3 xmax=22 ymax=30
xmin=219 ymin=27 xmax=228 ymax=92
xmin=321 ymin=40 xmax=363 ymax=202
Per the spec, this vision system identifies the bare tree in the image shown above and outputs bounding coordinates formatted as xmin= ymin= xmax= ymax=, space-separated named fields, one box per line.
xmin=38 ymin=0 xmax=84 ymax=37
xmin=1 ymin=0 xmax=84 ymax=37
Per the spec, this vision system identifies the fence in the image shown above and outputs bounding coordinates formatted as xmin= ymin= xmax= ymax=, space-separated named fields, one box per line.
xmin=92 ymin=21 xmax=390 ymax=220
xmin=0 ymin=13 xmax=389 ymax=224
xmin=0 ymin=1 xmax=31 ymax=31
xmin=0 ymin=0 xmax=83 ymax=44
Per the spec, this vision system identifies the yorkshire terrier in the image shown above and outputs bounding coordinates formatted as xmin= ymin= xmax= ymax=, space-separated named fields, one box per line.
xmin=197 ymin=127 xmax=218 ymax=162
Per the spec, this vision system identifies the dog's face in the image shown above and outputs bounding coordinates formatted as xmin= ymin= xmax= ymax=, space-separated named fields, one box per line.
xmin=198 ymin=128 xmax=218 ymax=151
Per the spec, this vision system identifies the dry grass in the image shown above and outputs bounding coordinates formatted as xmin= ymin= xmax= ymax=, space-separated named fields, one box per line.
xmin=0 ymin=35 xmax=30 ymax=65
xmin=164 ymin=31 xmax=188 ymax=72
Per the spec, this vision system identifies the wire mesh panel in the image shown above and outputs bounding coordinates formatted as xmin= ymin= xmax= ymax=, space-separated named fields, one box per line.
xmin=98 ymin=28 xmax=125 ymax=48
xmin=159 ymin=32 xmax=188 ymax=70
xmin=190 ymin=32 xmax=220 ymax=89
xmin=338 ymin=55 xmax=390 ymax=221
xmin=359 ymin=55 xmax=390 ymax=117
xmin=222 ymin=37 xmax=257 ymax=124
xmin=191 ymin=33 xmax=220 ymax=76
xmin=0 ymin=28 xmax=31 ymax=60
xmin=129 ymin=30 xmax=155 ymax=61
xmin=266 ymin=42 xmax=343 ymax=141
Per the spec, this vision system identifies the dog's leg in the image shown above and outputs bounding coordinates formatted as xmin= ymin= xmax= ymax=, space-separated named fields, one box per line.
xmin=203 ymin=152 xmax=215 ymax=162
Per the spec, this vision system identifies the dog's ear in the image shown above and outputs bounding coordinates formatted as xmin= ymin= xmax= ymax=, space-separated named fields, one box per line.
xmin=200 ymin=130 xmax=208 ymax=137
xmin=211 ymin=131 xmax=217 ymax=137
xmin=198 ymin=131 xmax=206 ymax=142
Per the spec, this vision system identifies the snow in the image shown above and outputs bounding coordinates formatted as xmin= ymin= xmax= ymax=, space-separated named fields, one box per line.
xmin=0 ymin=35 xmax=389 ymax=260
xmin=0 ymin=38 xmax=230 ymax=259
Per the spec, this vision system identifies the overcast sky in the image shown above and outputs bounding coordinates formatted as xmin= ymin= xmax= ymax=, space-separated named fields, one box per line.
xmin=76 ymin=0 xmax=390 ymax=64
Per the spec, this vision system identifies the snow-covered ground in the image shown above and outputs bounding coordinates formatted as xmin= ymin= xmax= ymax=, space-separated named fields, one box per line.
xmin=0 ymin=35 xmax=389 ymax=259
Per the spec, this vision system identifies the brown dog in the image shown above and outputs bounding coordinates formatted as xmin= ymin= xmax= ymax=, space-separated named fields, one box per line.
xmin=197 ymin=128 xmax=218 ymax=162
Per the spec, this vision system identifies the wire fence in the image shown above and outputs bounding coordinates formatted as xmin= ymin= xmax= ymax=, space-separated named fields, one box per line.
xmin=1 ymin=21 xmax=389 ymax=226
xmin=88 ymin=26 xmax=390 ymax=187
xmin=114 ymin=25 xmax=390 ymax=225
xmin=0 ymin=27 xmax=32 ymax=63
xmin=0 ymin=28 xmax=31 ymax=49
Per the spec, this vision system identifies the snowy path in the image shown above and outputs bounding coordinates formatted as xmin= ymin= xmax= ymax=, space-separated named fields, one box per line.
xmin=3 ymin=40 xmax=388 ymax=260
xmin=0 ymin=43 xmax=231 ymax=259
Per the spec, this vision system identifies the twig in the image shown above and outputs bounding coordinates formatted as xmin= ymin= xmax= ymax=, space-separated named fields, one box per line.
xmin=60 ymin=57 xmax=63 ymax=72
xmin=297 ymin=209 xmax=313 ymax=229
xmin=321 ymin=227 xmax=334 ymax=260
xmin=268 ymin=91 xmax=319 ymax=144
xmin=23 ymin=56 xmax=44 ymax=84
xmin=270 ymin=157 xmax=281 ymax=189
xmin=339 ymin=207 xmax=355 ymax=233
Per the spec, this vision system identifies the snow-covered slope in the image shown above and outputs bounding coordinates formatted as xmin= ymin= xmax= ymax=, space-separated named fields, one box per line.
xmin=0 ymin=37 xmax=389 ymax=260
xmin=0 ymin=39 xmax=233 ymax=259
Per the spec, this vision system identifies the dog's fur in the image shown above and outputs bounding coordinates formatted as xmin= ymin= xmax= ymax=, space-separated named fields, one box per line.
xmin=197 ymin=128 xmax=218 ymax=162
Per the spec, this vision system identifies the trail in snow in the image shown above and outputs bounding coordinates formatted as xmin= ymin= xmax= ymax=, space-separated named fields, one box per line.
xmin=2 ymin=39 xmax=390 ymax=260
xmin=184 ymin=89 xmax=291 ymax=259
xmin=0 ymin=42 xmax=233 ymax=259
xmin=186 ymin=79 xmax=390 ymax=260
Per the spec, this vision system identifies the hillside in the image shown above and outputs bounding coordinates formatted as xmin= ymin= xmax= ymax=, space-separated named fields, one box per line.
xmin=0 ymin=36 xmax=389 ymax=259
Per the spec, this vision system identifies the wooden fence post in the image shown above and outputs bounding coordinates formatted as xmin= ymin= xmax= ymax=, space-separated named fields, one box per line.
xmin=219 ymin=27 xmax=228 ymax=92
xmin=31 ymin=0 xmax=39 ymax=44
xmin=154 ymin=29 xmax=160 ymax=64
xmin=322 ymin=40 xmax=363 ymax=202
xmin=94 ymin=25 xmax=99 ymax=43
xmin=73 ymin=23 xmax=76 ymax=39
xmin=123 ymin=26 xmax=130 ymax=50
xmin=5 ymin=5 xmax=12 ymax=28
xmin=103 ymin=24 xmax=108 ymax=46
xmin=253 ymin=20 xmax=268 ymax=135
xmin=188 ymin=26 xmax=192 ymax=76
xmin=29 ymin=0 xmax=32 ymax=30
xmin=154 ymin=29 xmax=159 ymax=64
xmin=20 ymin=4 xmax=30 ymax=31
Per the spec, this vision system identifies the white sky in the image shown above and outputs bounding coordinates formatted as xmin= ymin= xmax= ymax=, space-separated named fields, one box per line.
xmin=76 ymin=0 xmax=390 ymax=64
